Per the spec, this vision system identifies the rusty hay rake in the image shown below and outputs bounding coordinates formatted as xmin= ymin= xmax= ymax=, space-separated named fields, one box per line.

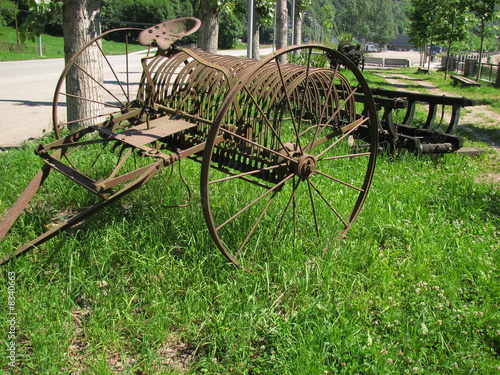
xmin=0 ymin=18 xmax=474 ymax=267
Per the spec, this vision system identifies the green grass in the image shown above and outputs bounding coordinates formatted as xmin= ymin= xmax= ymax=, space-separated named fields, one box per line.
xmin=0 ymin=127 xmax=498 ymax=373
xmin=426 ymin=73 xmax=500 ymax=111
xmin=0 ymin=45 xmax=499 ymax=373
xmin=0 ymin=25 xmax=147 ymax=61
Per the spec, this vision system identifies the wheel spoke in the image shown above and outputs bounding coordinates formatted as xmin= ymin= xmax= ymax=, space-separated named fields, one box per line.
xmin=306 ymin=179 xmax=320 ymax=236
xmin=319 ymin=152 xmax=371 ymax=161
xmin=73 ymin=61 xmax=127 ymax=108
xmin=308 ymin=179 xmax=349 ymax=227
xmin=126 ymin=37 xmax=130 ymax=99
xmin=220 ymin=127 xmax=296 ymax=163
xmin=215 ymin=174 xmax=294 ymax=231
xmin=296 ymin=48 xmax=313 ymax=140
xmin=275 ymin=59 xmax=303 ymax=153
xmin=315 ymin=117 xmax=369 ymax=159
xmin=273 ymin=176 xmax=300 ymax=241
xmin=60 ymin=92 xmax=122 ymax=109
xmin=314 ymin=169 xmax=364 ymax=192
xmin=208 ymin=163 xmax=287 ymax=184
xmin=242 ymin=85 xmax=291 ymax=156
xmin=306 ymin=87 xmax=360 ymax=154
xmin=311 ymin=64 xmax=340 ymax=146
xmin=61 ymin=112 xmax=115 ymax=127
xmin=307 ymin=117 xmax=369 ymax=154
xmin=96 ymin=41 xmax=131 ymax=102
xmin=234 ymin=191 xmax=277 ymax=259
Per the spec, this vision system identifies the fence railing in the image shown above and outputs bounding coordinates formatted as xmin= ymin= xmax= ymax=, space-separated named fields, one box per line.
xmin=443 ymin=53 xmax=500 ymax=83
xmin=455 ymin=61 xmax=499 ymax=83
xmin=476 ymin=63 xmax=499 ymax=82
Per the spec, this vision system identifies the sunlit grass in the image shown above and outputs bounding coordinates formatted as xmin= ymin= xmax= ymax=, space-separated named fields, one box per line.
xmin=0 ymin=128 xmax=498 ymax=373
xmin=0 ymin=46 xmax=498 ymax=373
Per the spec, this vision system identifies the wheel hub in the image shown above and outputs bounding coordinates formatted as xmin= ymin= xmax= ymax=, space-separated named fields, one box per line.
xmin=275 ymin=143 xmax=317 ymax=180
xmin=295 ymin=154 xmax=316 ymax=179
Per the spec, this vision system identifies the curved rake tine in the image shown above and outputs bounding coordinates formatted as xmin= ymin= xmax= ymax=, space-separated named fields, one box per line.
xmin=275 ymin=59 xmax=304 ymax=153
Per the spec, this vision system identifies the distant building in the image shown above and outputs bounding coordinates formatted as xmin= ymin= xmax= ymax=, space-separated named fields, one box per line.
xmin=386 ymin=35 xmax=416 ymax=51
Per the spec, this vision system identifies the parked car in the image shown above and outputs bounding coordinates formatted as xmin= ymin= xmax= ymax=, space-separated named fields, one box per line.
xmin=430 ymin=45 xmax=442 ymax=55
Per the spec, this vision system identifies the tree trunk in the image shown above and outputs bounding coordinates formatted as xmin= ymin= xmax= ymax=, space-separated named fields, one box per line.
xmin=63 ymin=0 xmax=102 ymax=132
xmin=293 ymin=8 xmax=303 ymax=45
xmin=427 ymin=40 xmax=433 ymax=70
xmin=275 ymin=0 xmax=287 ymax=61
xmin=198 ymin=0 xmax=219 ymax=53
xmin=420 ymin=39 xmax=426 ymax=67
xmin=251 ymin=5 xmax=260 ymax=59
xmin=476 ymin=18 xmax=485 ymax=82
xmin=444 ymin=40 xmax=452 ymax=80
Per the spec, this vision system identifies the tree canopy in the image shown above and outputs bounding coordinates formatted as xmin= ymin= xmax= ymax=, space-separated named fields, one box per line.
xmin=6 ymin=0 xmax=500 ymax=51
xmin=408 ymin=0 xmax=499 ymax=69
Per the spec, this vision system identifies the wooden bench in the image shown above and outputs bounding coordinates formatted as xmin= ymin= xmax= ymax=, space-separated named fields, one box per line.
xmin=417 ymin=67 xmax=430 ymax=74
xmin=451 ymin=75 xmax=481 ymax=88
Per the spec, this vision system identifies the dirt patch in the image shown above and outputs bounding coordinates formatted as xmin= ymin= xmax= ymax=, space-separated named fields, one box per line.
xmin=156 ymin=335 xmax=195 ymax=373
xmin=476 ymin=172 xmax=500 ymax=186
xmin=490 ymin=54 xmax=500 ymax=65
xmin=62 ymin=301 xmax=195 ymax=373
xmin=65 ymin=304 xmax=91 ymax=372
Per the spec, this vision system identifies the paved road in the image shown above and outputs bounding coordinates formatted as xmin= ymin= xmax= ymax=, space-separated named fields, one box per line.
xmin=0 ymin=48 xmax=274 ymax=148
xmin=0 ymin=59 xmax=64 ymax=147
xmin=0 ymin=52 xmax=152 ymax=148
xmin=0 ymin=47 xmax=414 ymax=148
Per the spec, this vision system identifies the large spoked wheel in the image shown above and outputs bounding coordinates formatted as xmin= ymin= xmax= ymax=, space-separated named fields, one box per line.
xmin=52 ymin=27 xmax=148 ymax=139
xmin=201 ymin=45 xmax=379 ymax=268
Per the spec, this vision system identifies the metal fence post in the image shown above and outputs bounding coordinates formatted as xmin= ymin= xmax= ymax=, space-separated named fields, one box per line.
xmin=496 ymin=63 xmax=500 ymax=87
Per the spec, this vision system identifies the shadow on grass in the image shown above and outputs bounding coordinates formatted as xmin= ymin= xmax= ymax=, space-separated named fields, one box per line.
xmin=457 ymin=126 xmax=500 ymax=148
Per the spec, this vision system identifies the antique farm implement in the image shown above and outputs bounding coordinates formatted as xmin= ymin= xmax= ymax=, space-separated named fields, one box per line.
xmin=0 ymin=18 xmax=474 ymax=267
xmin=370 ymin=87 xmax=475 ymax=154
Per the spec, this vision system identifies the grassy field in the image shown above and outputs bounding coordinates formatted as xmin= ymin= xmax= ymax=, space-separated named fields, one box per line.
xmin=0 ymin=53 xmax=499 ymax=373
xmin=0 ymin=25 xmax=146 ymax=61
